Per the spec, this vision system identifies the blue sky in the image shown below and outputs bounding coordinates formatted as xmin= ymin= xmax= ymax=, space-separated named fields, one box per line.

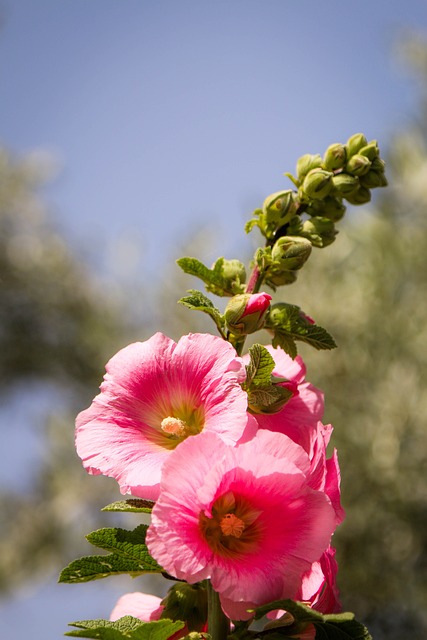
xmin=1 ymin=1 xmax=427 ymax=638
xmin=1 ymin=0 xmax=426 ymax=275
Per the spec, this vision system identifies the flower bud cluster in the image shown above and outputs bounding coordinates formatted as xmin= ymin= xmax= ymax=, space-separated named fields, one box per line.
xmin=246 ymin=133 xmax=386 ymax=254
xmin=296 ymin=134 xmax=387 ymax=245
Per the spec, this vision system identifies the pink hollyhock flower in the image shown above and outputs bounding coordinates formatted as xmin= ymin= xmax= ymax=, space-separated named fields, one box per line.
xmin=243 ymin=345 xmax=324 ymax=454
xmin=146 ymin=429 xmax=337 ymax=620
xmin=110 ymin=592 xmax=190 ymax=639
xmin=306 ymin=422 xmax=345 ymax=527
xmin=298 ymin=546 xmax=341 ymax=613
xmin=110 ymin=592 xmax=164 ymax=622
xmin=76 ymin=332 xmax=254 ymax=500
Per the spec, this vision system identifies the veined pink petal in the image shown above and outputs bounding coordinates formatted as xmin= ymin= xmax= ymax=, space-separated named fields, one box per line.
xmin=76 ymin=332 xmax=251 ymax=499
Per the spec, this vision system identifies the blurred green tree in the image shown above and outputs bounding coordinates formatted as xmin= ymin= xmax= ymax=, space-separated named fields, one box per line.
xmin=2 ymin=33 xmax=427 ymax=640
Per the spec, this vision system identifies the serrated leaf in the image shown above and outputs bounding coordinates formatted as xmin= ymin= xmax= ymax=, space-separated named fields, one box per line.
xmin=266 ymin=303 xmax=336 ymax=358
xmin=271 ymin=332 xmax=298 ymax=359
xmin=59 ymin=554 xmax=152 ymax=583
xmin=245 ymin=344 xmax=276 ymax=388
xmin=248 ymin=385 xmax=294 ymax=413
xmin=176 ymin=256 xmax=217 ymax=284
xmin=102 ymin=499 xmax=155 ymax=513
xmin=176 ymin=256 xmax=236 ymax=296
xmin=178 ymin=289 xmax=225 ymax=336
xmin=59 ymin=525 xmax=163 ymax=583
xmin=294 ymin=323 xmax=337 ymax=351
xmin=65 ymin=617 xmax=185 ymax=640
xmin=252 ymin=600 xmax=371 ymax=640
xmin=312 ymin=618 xmax=372 ymax=640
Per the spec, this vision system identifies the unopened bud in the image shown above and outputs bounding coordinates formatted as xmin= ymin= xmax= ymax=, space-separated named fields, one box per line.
xmin=301 ymin=218 xmax=337 ymax=248
xmin=161 ymin=583 xmax=207 ymax=632
xmin=332 ymin=173 xmax=359 ymax=196
xmin=359 ymin=141 xmax=379 ymax=161
xmin=346 ymin=133 xmax=368 ymax=157
xmin=359 ymin=169 xmax=383 ymax=189
xmin=345 ymin=186 xmax=371 ymax=205
xmin=371 ymin=157 xmax=386 ymax=173
xmin=320 ymin=196 xmax=346 ymax=222
xmin=271 ymin=236 xmax=312 ymax=271
xmin=263 ymin=190 xmax=296 ymax=227
xmin=296 ymin=153 xmax=322 ymax=181
xmin=302 ymin=168 xmax=334 ymax=200
xmin=265 ymin=270 xmax=298 ymax=287
xmin=346 ymin=153 xmax=371 ymax=177
xmin=323 ymin=143 xmax=347 ymax=171
xmin=225 ymin=292 xmax=272 ymax=336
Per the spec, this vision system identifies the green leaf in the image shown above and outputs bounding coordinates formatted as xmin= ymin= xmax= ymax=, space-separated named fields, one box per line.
xmin=266 ymin=303 xmax=336 ymax=358
xmin=176 ymin=256 xmax=216 ymax=284
xmin=244 ymin=344 xmax=276 ymax=388
xmin=247 ymin=385 xmax=294 ymax=414
xmin=177 ymin=256 xmax=240 ymax=296
xmin=65 ymin=616 xmax=185 ymax=639
xmin=101 ymin=499 xmax=155 ymax=513
xmin=178 ymin=289 xmax=226 ymax=336
xmin=252 ymin=600 xmax=372 ymax=640
xmin=59 ymin=554 xmax=156 ymax=583
xmin=271 ymin=332 xmax=298 ymax=359
xmin=59 ymin=525 xmax=163 ymax=583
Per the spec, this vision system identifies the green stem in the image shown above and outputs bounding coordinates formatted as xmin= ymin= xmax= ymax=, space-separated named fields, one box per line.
xmin=207 ymin=580 xmax=229 ymax=640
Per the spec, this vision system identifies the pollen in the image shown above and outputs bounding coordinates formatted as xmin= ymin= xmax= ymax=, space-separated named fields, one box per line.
xmin=220 ymin=513 xmax=246 ymax=538
xmin=160 ymin=416 xmax=188 ymax=438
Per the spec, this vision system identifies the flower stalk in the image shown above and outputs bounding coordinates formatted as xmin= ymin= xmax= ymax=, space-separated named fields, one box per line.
xmin=207 ymin=580 xmax=230 ymax=640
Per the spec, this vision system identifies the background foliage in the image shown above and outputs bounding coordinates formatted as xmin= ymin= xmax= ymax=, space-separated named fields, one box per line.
xmin=1 ymin=35 xmax=427 ymax=640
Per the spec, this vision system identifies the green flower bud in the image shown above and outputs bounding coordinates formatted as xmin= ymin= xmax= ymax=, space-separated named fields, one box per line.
xmin=332 ymin=173 xmax=359 ymax=196
xmin=262 ymin=190 xmax=296 ymax=227
xmin=296 ymin=153 xmax=322 ymax=181
xmin=319 ymin=196 xmax=346 ymax=222
xmin=346 ymin=133 xmax=368 ymax=157
xmin=359 ymin=141 xmax=379 ymax=161
xmin=301 ymin=217 xmax=337 ymax=248
xmin=302 ymin=168 xmax=334 ymax=200
xmin=218 ymin=258 xmax=246 ymax=295
xmin=323 ymin=143 xmax=347 ymax=171
xmin=359 ymin=169 xmax=383 ymax=189
xmin=225 ymin=292 xmax=272 ymax=336
xmin=346 ymin=153 xmax=371 ymax=176
xmin=371 ymin=157 xmax=386 ymax=173
xmin=265 ymin=269 xmax=298 ymax=287
xmin=161 ymin=583 xmax=207 ymax=632
xmin=345 ymin=185 xmax=371 ymax=205
xmin=271 ymin=235 xmax=312 ymax=271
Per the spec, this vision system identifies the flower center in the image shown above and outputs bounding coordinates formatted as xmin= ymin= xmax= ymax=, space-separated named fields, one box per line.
xmin=161 ymin=416 xmax=189 ymax=438
xmin=199 ymin=491 xmax=262 ymax=558
xmin=219 ymin=513 xmax=246 ymax=538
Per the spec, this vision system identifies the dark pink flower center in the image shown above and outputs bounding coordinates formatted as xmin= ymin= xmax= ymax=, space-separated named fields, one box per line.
xmin=199 ymin=491 xmax=262 ymax=558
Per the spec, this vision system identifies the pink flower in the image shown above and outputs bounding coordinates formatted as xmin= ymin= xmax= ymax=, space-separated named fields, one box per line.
xmin=76 ymin=332 xmax=253 ymax=500
xmin=110 ymin=592 xmax=189 ymax=639
xmin=110 ymin=592 xmax=163 ymax=622
xmin=244 ymin=345 xmax=324 ymax=455
xmin=146 ymin=429 xmax=337 ymax=620
xmin=298 ymin=546 xmax=341 ymax=613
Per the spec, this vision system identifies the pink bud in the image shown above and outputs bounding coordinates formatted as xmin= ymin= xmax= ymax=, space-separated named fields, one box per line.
xmin=225 ymin=292 xmax=272 ymax=336
xmin=241 ymin=292 xmax=272 ymax=318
